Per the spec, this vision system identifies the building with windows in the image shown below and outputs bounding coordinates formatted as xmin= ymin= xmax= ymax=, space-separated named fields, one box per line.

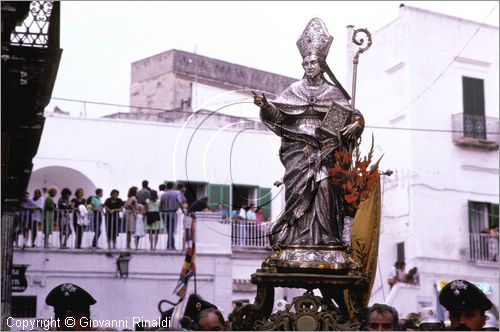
xmin=350 ymin=5 xmax=499 ymax=317
xmin=13 ymin=48 xmax=295 ymax=325
xmin=10 ymin=4 xmax=499 ymax=326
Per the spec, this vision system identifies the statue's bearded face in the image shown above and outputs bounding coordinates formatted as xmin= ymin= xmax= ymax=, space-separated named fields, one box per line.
xmin=302 ymin=55 xmax=322 ymax=80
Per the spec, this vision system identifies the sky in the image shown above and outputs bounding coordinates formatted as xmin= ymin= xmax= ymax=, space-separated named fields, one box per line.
xmin=47 ymin=1 xmax=499 ymax=117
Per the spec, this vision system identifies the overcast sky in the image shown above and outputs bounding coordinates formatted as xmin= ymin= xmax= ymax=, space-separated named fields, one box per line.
xmin=47 ymin=1 xmax=499 ymax=117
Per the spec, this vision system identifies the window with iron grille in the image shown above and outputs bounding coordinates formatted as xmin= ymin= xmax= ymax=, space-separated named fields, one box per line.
xmin=468 ymin=201 xmax=499 ymax=262
xmin=468 ymin=201 xmax=498 ymax=233
xmin=11 ymin=296 xmax=36 ymax=318
xmin=462 ymin=77 xmax=486 ymax=139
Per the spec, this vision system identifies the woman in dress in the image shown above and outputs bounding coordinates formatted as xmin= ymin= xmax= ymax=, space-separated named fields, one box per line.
xmin=145 ymin=190 xmax=162 ymax=251
xmin=43 ymin=186 xmax=58 ymax=248
xmin=133 ymin=204 xmax=145 ymax=249
xmin=58 ymin=188 xmax=72 ymax=248
xmin=124 ymin=186 xmax=138 ymax=250
xmin=71 ymin=188 xmax=87 ymax=249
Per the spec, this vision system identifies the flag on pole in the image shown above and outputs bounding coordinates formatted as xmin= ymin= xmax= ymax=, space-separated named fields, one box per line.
xmin=170 ymin=215 xmax=197 ymax=328
xmin=173 ymin=215 xmax=196 ymax=299
xmin=345 ymin=176 xmax=382 ymax=312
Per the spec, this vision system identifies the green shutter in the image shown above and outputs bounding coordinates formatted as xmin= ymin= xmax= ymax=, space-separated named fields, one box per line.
xmin=257 ymin=187 xmax=272 ymax=218
xmin=207 ymin=184 xmax=230 ymax=211
xmin=489 ymin=203 xmax=499 ymax=229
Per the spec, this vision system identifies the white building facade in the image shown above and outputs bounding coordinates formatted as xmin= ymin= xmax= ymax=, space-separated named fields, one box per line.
xmin=351 ymin=5 xmax=499 ymax=317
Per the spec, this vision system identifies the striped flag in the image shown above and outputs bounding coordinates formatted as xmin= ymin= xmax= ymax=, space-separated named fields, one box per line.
xmin=173 ymin=215 xmax=196 ymax=299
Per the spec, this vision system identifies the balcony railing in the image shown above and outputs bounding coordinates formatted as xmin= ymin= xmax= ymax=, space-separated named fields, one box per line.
xmin=452 ymin=113 xmax=499 ymax=150
xmin=468 ymin=233 xmax=499 ymax=263
xmin=13 ymin=209 xmax=271 ymax=251
xmin=227 ymin=220 xmax=271 ymax=249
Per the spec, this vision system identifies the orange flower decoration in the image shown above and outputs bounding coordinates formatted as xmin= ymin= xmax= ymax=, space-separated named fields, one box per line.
xmin=330 ymin=136 xmax=381 ymax=217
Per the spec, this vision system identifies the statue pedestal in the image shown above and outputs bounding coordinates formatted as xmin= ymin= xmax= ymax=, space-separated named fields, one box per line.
xmin=232 ymin=246 xmax=368 ymax=331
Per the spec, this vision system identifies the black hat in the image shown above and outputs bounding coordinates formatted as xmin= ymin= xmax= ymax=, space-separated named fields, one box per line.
xmin=183 ymin=294 xmax=217 ymax=321
xmin=439 ymin=280 xmax=492 ymax=313
xmin=46 ymin=283 xmax=96 ymax=317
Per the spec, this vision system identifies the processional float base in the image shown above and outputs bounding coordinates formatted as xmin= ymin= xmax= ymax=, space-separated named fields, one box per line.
xmin=231 ymin=245 xmax=368 ymax=331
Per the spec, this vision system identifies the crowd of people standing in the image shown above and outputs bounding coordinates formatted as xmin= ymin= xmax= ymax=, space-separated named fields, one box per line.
xmin=15 ymin=180 xmax=270 ymax=251
xmin=16 ymin=180 xmax=189 ymax=251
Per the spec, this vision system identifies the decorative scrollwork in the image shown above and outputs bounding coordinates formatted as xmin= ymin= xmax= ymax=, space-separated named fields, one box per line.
xmin=254 ymin=291 xmax=362 ymax=331
xmin=10 ymin=1 xmax=54 ymax=47
xmin=352 ymin=28 xmax=372 ymax=56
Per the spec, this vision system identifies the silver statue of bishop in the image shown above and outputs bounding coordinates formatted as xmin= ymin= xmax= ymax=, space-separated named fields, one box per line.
xmin=253 ymin=18 xmax=364 ymax=246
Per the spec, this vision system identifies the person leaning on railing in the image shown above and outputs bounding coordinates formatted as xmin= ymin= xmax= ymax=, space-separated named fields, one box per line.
xmin=103 ymin=189 xmax=124 ymax=250
xmin=43 ymin=186 xmax=58 ymax=248
xmin=71 ymin=188 xmax=87 ymax=249
xmin=57 ymin=188 xmax=72 ymax=249
xmin=88 ymin=188 xmax=103 ymax=249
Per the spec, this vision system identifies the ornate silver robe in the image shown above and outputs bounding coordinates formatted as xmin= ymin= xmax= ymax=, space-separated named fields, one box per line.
xmin=260 ymin=77 xmax=364 ymax=246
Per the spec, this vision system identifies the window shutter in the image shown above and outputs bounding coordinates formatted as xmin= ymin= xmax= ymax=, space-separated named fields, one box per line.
xmin=488 ymin=203 xmax=499 ymax=229
xmin=257 ymin=187 xmax=272 ymax=218
xmin=207 ymin=184 xmax=230 ymax=211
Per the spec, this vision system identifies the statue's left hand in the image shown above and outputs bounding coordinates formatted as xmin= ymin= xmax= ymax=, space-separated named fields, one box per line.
xmin=340 ymin=121 xmax=362 ymax=140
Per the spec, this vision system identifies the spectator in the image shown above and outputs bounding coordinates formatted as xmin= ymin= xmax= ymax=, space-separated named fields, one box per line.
xmin=255 ymin=206 xmax=264 ymax=223
xmin=124 ymin=186 xmax=138 ymax=250
xmin=137 ymin=180 xmax=151 ymax=205
xmin=406 ymin=267 xmax=420 ymax=285
xmin=388 ymin=261 xmax=406 ymax=289
xmin=58 ymin=188 xmax=73 ymax=249
xmin=160 ymin=182 xmax=182 ymax=250
xmin=158 ymin=183 xmax=166 ymax=200
xmin=405 ymin=312 xmax=419 ymax=330
xmin=71 ymin=188 xmax=87 ymax=249
xmin=41 ymin=187 xmax=48 ymax=200
xmin=30 ymin=189 xmax=43 ymax=247
xmin=88 ymin=188 xmax=104 ymax=249
xmin=104 ymin=189 xmax=123 ymax=250
xmin=20 ymin=192 xmax=34 ymax=248
xmin=418 ymin=306 xmax=444 ymax=331
xmin=487 ymin=228 xmax=498 ymax=261
xmin=246 ymin=204 xmax=257 ymax=221
xmin=368 ymin=303 xmax=399 ymax=331
xmin=215 ymin=202 xmax=229 ymax=221
xmin=193 ymin=308 xmax=228 ymax=331
xmin=43 ymin=186 xmax=57 ymax=248
xmin=188 ymin=197 xmax=210 ymax=213
xmin=238 ymin=205 xmax=248 ymax=220
xmin=177 ymin=183 xmax=187 ymax=205
xmin=134 ymin=204 xmax=145 ymax=250
xmin=439 ymin=279 xmax=492 ymax=331
xmin=145 ymin=190 xmax=162 ymax=251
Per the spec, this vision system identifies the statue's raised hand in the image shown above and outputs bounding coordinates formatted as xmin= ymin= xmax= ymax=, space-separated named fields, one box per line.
xmin=252 ymin=91 xmax=269 ymax=108
xmin=341 ymin=120 xmax=362 ymax=140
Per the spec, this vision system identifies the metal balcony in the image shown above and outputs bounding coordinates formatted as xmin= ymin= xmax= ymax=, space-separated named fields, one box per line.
xmin=468 ymin=233 xmax=499 ymax=263
xmin=452 ymin=114 xmax=499 ymax=150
